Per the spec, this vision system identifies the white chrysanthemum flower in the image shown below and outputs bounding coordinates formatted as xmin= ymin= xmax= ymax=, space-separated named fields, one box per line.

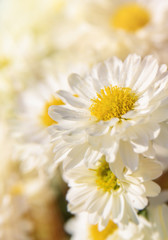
xmin=65 ymin=213 xmax=119 ymax=240
xmin=66 ymin=204 xmax=168 ymax=240
xmin=49 ymin=54 xmax=168 ymax=171
xmin=118 ymin=204 xmax=168 ymax=240
xmin=84 ymin=0 xmax=168 ymax=46
xmin=13 ymin=76 xmax=69 ymax=144
xmin=66 ymin=155 xmax=162 ymax=229
xmin=12 ymin=77 xmax=67 ymax=174
xmin=12 ymin=77 xmax=70 ymax=173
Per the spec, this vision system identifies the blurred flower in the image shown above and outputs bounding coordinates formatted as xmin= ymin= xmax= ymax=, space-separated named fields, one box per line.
xmin=65 ymin=212 xmax=118 ymax=240
xmin=83 ymin=0 xmax=168 ymax=52
xmin=119 ymin=204 xmax=168 ymax=240
xmin=0 ymin=122 xmax=67 ymax=240
xmin=66 ymin=203 xmax=168 ymax=240
xmin=0 ymin=122 xmax=33 ymax=240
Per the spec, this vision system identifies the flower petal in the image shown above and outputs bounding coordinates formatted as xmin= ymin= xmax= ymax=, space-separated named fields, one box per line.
xmin=119 ymin=141 xmax=139 ymax=171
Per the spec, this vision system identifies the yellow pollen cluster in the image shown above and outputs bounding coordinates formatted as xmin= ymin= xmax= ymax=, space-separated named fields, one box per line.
xmin=90 ymin=85 xmax=138 ymax=121
xmin=40 ymin=96 xmax=65 ymax=127
xmin=89 ymin=220 xmax=118 ymax=240
xmin=110 ymin=3 xmax=150 ymax=32
xmin=94 ymin=157 xmax=120 ymax=192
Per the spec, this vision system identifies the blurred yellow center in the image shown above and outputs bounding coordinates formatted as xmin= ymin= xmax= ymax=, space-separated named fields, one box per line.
xmin=89 ymin=85 xmax=138 ymax=121
xmin=93 ymin=157 xmax=120 ymax=192
xmin=10 ymin=183 xmax=23 ymax=195
xmin=89 ymin=220 xmax=118 ymax=240
xmin=0 ymin=57 xmax=10 ymax=69
xmin=40 ymin=96 xmax=65 ymax=126
xmin=110 ymin=3 xmax=150 ymax=32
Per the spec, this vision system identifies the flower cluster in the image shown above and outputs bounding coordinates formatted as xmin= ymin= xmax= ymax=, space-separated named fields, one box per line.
xmin=48 ymin=54 xmax=168 ymax=238
xmin=0 ymin=0 xmax=168 ymax=239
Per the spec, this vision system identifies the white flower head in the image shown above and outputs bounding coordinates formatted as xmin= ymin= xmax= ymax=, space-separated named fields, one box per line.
xmin=65 ymin=204 xmax=168 ymax=240
xmin=49 ymin=54 xmax=168 ymax=171
xmin=84 ymin=0 xmax=168 ymax=46
xmin=66 ymin=155 xmax=162 ymax=229
xmin=65 ymin=213 xmax=119 ymax=240
xmin=118 ymin=204 xmax=168 ymax=240
xmin=13 ymin=76 xmax=68 ymax=144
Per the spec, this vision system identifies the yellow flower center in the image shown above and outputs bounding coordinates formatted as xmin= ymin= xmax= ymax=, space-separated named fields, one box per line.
xmin=89 ymin=220 xmax=118 ymax=240
xmin=40 ymin=96 xmax=65 ymax=126
xmin=92 ymin=157 xmax=120 ymax=192
xmin=110 ymin=3 xmax=150 ymax=32
xmin=89 ymin=85 xmax=138 ymax=121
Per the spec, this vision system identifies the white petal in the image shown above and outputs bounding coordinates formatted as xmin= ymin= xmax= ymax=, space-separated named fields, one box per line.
xmin=125 ymin=182 xmax=145 ymax=196
xmin=84 ymin=148 xmax=102 ymax=167
xmin=119 ymin=141 xmax=139 ymax=171
xmin=151 ymin=106 xmax=168 ymax=122
xmin=84 ymin=190 xmax=103 ymax=212
xmin=56 ymin=90 xmax=89 ymax=108
xmin=68 ymin=73 xmax=93 ymax=99
xmin=64 ymin=144 xmax=88 ymax=170
xmin=143 ymin=142 xmax=156 ymax=158
xmin=132 ymin=157 xmax=162 ymax=181
xmin=102 ymin=194 xmax=113 ymax=220
xmin=130 ymin=123 xmax=160 ymax=153
xmin=105 ymin=57 xmax=123 ymax=86
xmin=88 ymin=191 xmax=109 ymax=214
xmin=67 ymin=187 xmax=95 ymax=204
xmin=86 ymin=123 xmax=109 ymax=136
xmin=97 ymin=192 xmax=110 ymax=216
xmin=154 ymin=123 xmax=168 ymax=149
xmin=127 ymin=193 xmax=148 ymax=210
xmin=91 ymin=62 xmax=110 ymax=88
xmin=120 ymin=54 xmax=141 ymax=87
xmin=111 ymin=194 xmax=124 ymax=222
xmin=49 ymin=105 xmax=89 ymax=121
xmin=89 ymin=212 xmax=99 ymax=225
xmin=131 ymin=140 xmax=149 ymax=154
xmin=109 ymin=153 xmax=124 ymax=178
xmin=98 ymin=218 xmax=110 ymax=231
xmin=130 ymin=126 xmax=149 ymax=150
xmin=132 ymin=55 xmax=159 ymax=93
xmin=65 ymin=167 xmax=92 ymax=182
xmin=143 ymin=181 xmax=161 ymax=197
xmin=121 ymin=196 xmax=139 ymax=224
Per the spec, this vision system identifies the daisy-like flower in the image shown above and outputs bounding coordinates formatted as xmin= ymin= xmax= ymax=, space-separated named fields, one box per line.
xmin=66 ymin=204 xmax=168 ymax=240
xmin=84 ymin=0 xmax=168 ymax=47
xmin=14 ymin=76 xmax=68 ymax=144
xmin=118 ymin=203 xmax=168 ymax=240
xmin=65 ymin=213 xmax=119 ymax=240
xmin=65 ymin=155 xmax=162 ymax=229
xmin=49 ymin=54 xmax=168 ymax=170
xmin=12 ymin=76 xmax=70 ymax=173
